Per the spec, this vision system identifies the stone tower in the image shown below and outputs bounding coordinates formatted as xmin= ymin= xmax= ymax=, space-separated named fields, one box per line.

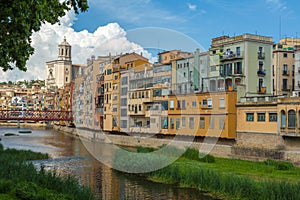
xmin=58 ymin=37 xmax=71 ymax=61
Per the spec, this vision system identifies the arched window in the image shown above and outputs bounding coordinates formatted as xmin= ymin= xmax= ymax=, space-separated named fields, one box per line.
xmin=281 ymin=110 xmax=286 ymax=128
xmin=288 ymin=110 xmax=296 ymax=128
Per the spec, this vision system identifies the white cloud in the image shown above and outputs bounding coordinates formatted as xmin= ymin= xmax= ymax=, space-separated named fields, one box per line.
xmin=188 ymin=3 xmax=197 ymax=11
xmin=0 ymin=11 xmax=153 ymax=82
xmin=265 ymin=0 xmax=287 ymax=11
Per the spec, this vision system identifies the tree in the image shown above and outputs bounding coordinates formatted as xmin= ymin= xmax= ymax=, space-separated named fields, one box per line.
xmin=0 ymin=0 xmax=88 ymax=71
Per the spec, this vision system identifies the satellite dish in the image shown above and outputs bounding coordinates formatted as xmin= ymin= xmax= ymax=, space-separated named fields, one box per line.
xmin=164 ymin=82 xmax=169 ymax=87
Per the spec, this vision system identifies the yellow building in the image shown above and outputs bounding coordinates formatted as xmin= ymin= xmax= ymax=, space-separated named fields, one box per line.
xmin=167 ymin=91 xmax=237 ymax=139
xmin=278 ymin=97 xmax=300 ymax=137
xmin=103 ymin=53 xmax=149 ymax=132
xmin=236 ymin=96 xmax=281 ymax=149
xmin=272 ymin=38 xmax=300 ymax=96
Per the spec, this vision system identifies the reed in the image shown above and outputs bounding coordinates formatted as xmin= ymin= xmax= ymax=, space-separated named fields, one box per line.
xmin=0 ymin=143 xmax=94 ymax=200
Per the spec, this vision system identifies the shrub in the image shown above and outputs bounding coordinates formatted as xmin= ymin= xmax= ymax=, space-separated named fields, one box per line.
xmin=264 ymin=159 xmax=294 ymax=171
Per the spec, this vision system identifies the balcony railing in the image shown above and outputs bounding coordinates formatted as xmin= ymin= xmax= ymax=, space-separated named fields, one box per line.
xmin=257 ymin=70 xmax=266 ymax=77
xmin=282 ymin=70 xmax=289 ymax=76
xmin=220 ymin=51 xmax=243 ymax=62
xmin=258 ymin=52 xmax=265 ymax=59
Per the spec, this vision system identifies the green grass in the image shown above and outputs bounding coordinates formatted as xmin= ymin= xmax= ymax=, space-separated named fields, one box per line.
xmin=119 ymin=146 xmax=300 ymax=199
xmin=150 ymin=158 xmax=300 ymax=200
xmin=0 ymin=143 xmax=94 ymax=200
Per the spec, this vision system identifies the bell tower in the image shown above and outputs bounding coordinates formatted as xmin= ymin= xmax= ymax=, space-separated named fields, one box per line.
xmin=58 ymin=36 xmax=71 ymax=61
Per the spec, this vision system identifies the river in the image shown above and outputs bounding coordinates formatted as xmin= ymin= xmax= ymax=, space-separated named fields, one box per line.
xmin=0 ymin=126 xmax=217 ymax=200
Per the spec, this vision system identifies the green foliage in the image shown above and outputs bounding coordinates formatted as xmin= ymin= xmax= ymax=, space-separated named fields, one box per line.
xmin=0 ymin=143 xmax=3 ymax=152
xmin=151 ymin=161 xmax=300 ymax=200
xmin=136 ymin=146 xmax=156 ymax=153
xmin=198 ymin=153 xmax=215 ymax=163
xmin=0 ymin=0 xmax=88 ymax=71
xmin=264 ymin=159 xmax=294 ymax=171
xmin=0 ymin=147 xmax=94 ymax=200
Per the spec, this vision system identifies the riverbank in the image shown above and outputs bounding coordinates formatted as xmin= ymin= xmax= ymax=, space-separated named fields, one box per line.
xmin=54 ymin=126 xmax=300 ymax=199
xmin=0 ymin=143 xmax=94 ymax=200
xmin=116 ymin=146 xmax=300 ymax=200
xmin=54 ymin=125 xmax=300 ymax=163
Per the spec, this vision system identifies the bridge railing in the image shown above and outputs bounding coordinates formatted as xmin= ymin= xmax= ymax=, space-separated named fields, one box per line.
xmin=0 ymin=110 xmax=73 ymax=121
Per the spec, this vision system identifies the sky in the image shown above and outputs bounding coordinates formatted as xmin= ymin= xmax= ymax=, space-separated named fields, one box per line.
xmin=2 ymin=0 xmax=300 ymax=82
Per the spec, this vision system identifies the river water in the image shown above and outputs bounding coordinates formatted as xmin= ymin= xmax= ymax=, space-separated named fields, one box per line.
xmin=0 ymin=127 xmax=217 ymax=200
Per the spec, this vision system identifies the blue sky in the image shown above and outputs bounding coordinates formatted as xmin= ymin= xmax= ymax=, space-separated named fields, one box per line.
xmin=71 ymin=0 xmax=300 ymax=52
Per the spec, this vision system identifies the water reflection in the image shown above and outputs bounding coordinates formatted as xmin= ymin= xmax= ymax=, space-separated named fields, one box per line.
xmin=0 ymin=127 xmax=217 ymax=200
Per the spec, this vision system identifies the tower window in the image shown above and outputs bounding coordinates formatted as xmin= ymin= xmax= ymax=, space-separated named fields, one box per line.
xmin=66 ymin=77 xmax=68 ymax=82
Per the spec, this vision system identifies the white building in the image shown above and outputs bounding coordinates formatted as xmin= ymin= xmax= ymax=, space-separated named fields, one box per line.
xmin=45 ymin=38 xmax=73 ymax=89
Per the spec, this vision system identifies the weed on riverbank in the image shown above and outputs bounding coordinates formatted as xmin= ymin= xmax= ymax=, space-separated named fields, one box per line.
xmin=116 ymin=146 xmax=300 ymax=199
xmin=0 ymin=143 xmax=94 ymax=200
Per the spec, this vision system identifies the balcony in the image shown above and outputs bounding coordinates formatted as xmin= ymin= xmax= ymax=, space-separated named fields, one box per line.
xmin=282 ymin=86 xmax=291 ymax=91
xmin=233 ymin=69 xmax=243 ymax=75
xmin=257 ymin=86 xmax=266 ymax=94
xmin=282 ymin=70 xmax=289 ymax=76
xmin=220 ymin=51 xmax=243 ymax=62
xmin=257 ymin=70 xmax=266 ymax=77
xmin=258 ymin=52 xmax=265 ymax=59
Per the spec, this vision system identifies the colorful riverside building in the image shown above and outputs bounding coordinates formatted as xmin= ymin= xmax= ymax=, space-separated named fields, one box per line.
xmin=236 ymin=95 xmax=300 ymax=154
xmin=102 ymin=53 xmax=149 ymax=132
xmin=205 ymin=34 xmax=273 ymax=99
xmin=272 ymin=38 xmax=300 ymax=97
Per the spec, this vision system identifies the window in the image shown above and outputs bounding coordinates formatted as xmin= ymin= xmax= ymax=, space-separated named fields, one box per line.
xmin=170 ymin=118 xmax=174 ymax=129
xmin=182 ymin=117 xmax=186 ymax=128
xmin=236 ymin=47 xmax=241 ymax=56
xmin=121 ymin=109 xmax=127 ymax=117
xmin=121 ymin=87 xmax=128 ymax=96
xmin=288 ymin=110 xmax=296 ymax=128
xmin=121 ymin=98 xmax=127 ymax=106
xmin=210 ymin=66 xmax=217 ymax=71
xmin=114 ymin=74 xmax=118 ymax=80
xmin=182 ymin=100 xmax=186 ymax=110
xmin=219 ymin=116 xmax=225 ymax=130
xmin=219 ymin=98 xmax=225 ymax=108
xmin=120 ymin=120 xmax=127 ymax=128
xmin=246 ymin=113 xmax=254 ymax=121
xmin=202 ymin=99 xmax=207 ymax=106
xmin=257 ymin=113 xmax=265 ymax=122
xmin=177 ymin=100 xmax=181 ymax=109
xmin=176 ymin=118 xmax=180 ymax=130
xmin=283 ymin=53 xmax=288 ymax=58
xmin=192 ymin=101 xmax=197 ymax=108
xmin=208 ymin=98 xmax=213 ymax=108
xmin=65 ymin=77 xmax=68 ymax=82
xmin=121 ymin=77 xmax=128 ymax=85
xmin=189 ymin=117 xmax=194 ymax=129
xmin=170 ymin=100 xmax=174 ymax=109
xmin=269 ymin=113 xmax=277 ymax=122
xmin=139 ymin=105 xmax=142 ymax=111
xmin=283 ymin=79 xmax=288 ymax=90
xmin=200 ymin=117 xmax=205 ymax=129
xmin=281 ymin=110 xmax=286 ymax=128
xmin=209 ymin=116 xmax=214 ymax=129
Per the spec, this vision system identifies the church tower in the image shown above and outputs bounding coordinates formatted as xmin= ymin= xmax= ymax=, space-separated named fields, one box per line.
xmin=46 ymin=37 xmax=72 ymax=89
xmin=58 ymin=37 xmax=71 ymax=61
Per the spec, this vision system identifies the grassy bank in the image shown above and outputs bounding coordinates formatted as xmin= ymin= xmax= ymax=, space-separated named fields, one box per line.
xmin=0 ymin=143 xmax=94 ymax=200
xmin=115 ymin=146 xmax=300 ymax=200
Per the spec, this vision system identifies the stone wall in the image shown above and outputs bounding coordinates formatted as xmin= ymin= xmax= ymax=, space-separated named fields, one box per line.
xmin=53 ymin=126 xmax=300 ymax=163
xmin=236 ymin=132 xmax=284 ymax=149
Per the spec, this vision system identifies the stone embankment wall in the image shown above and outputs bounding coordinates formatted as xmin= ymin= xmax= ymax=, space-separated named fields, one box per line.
xmin=54 ymin=126 xmax=300 ymax=163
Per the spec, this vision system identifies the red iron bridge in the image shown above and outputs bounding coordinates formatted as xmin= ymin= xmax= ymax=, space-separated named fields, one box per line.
xmin=0 ymin=110 xmax=73 ymax=121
